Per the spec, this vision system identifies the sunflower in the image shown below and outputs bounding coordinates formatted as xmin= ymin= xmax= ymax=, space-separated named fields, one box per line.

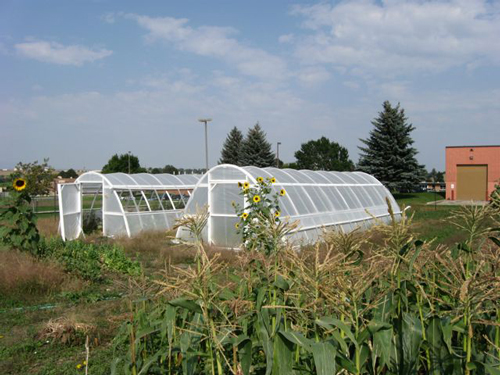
xmin=280 ymin=189 xmax=286 ymax=196
xmin=243 ymin=182 xmax=250 ymax=190
xmin=241 ymin=212 xmax=249 ymax=220
xmin=270 ymin=177 xmax=276 ymax=184
xmin=13 ymin=178 xmax=27 ymax=192
xmin=238 ymin=182 xmax=243 ymax=188
xmin=257 ymin=177 xmax=264 ymax=184
xmin=234 ymin=222 xmax=240 ymax=229
xmin=253 ymin=195 xmax=261 ymax=203
xmin=274 ymin=210 xmax=281 ymax=217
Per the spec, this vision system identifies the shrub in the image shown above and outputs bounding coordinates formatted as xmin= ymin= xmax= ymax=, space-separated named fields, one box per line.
xmin=43 ymin=239 xmax=142 ymax=282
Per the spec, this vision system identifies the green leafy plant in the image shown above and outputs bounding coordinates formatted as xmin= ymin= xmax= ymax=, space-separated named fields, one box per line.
xmin=43 ymin=239 xmax=142 ymax=282
xmin=0 ymin=179 xmax=42 ymax=256
xmin=233 ymin=177 xmax=292 ymax=254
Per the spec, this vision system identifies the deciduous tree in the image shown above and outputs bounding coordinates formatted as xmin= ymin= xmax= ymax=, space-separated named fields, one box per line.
xmin=294 ymin=137 xmax=354 ymax=171
xmin=101 ymin=153 xmax=145 ymax=174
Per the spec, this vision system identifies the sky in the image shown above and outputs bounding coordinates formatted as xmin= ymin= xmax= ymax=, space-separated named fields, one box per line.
xmin=1 ymin=0 xmax=499 ymax=171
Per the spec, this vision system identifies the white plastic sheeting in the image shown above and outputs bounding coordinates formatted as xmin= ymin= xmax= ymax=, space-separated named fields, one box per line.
xmin=176 ymin=164 xmax=401 ymax=248
xmin=58 ymin=171 xmax=200 ymax=240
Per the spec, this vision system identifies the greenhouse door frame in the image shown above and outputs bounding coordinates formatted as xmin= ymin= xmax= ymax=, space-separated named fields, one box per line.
xmin=58 ymin=183 xmax=83 ymax=241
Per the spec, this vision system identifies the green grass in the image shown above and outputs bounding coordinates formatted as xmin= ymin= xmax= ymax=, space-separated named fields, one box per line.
xmin=394 ymin=192 xmax=463 ymax=245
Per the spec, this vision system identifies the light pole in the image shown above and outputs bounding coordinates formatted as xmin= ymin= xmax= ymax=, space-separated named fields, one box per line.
xmin=198 ymin=118 xmax=212 ymax=172
xmin=276 ymin=142 xmax=281 ymax=168
xmin=128 ymin=151 xmax=131 ymax=174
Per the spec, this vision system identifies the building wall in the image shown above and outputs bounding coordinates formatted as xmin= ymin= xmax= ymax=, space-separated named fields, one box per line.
xmin=446 ymin=146 xmax=500 ymax=200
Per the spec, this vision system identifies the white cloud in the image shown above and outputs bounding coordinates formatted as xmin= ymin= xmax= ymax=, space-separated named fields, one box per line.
xmin=101 ymin=12 xmax=116 ymax=24
xmin=278 ymin=33 xmax=294 ymax=43
xmin=291 ymin=0 xmax=500 ymax=76
xmin=0 ymin=73 xmax=335 ymax=169
xmin=126 ymin=14 xmax=288 ymax=80
xmin=14 ymin=40 xmax=113 ymax=66
xmin=296 ymin=66 xmax=331 ymax=87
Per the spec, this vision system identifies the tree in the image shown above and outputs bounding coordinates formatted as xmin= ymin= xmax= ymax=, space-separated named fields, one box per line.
xmin=148 ymin=165 xmax=178 ymax=174
xmin=59 ymin=168 xmax=79 ymax=179
xmin=219 ymin=127 xmax=244 ymax=165
xmin=240 ymin=123 xmax=275 ymax=167
xmin=11 ymin=158 xmax=56 ymax=196
xmin=294 ymin=137 xmax=354 ymax=171
xmin=358 ymin=101 xmax=425 ymax=192
xmin=101 ymin=153 xmax=145 ymax=174
xmin=162 ymin=165 xmax=178 ymax=174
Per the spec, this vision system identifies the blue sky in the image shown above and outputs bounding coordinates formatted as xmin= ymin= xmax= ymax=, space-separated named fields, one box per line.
xmin=1 ymin=0 xmax=499 ymax=171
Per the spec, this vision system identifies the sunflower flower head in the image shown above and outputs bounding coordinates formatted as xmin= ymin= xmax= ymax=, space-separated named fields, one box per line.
xmin=237 ymin=182 xmax=243 ymax=188
xmin=274 ymin=210 xmax=281 ymax=217
xmin=13 ymin=178 xmax=27 ymax=192
xmin=257 ymin=177 xmax=264 ymax=184
xmin=280 ymin=189 xmax=286 ymax=197
xmin=243 ymin=182 xmax=250 ymax=190
xmin=253 ymin=195 xmax=261 ymax=203
xmin=241 ymin=212 xmax=249 ymax=220
xmin=234 ymin=222 xmax=240 ymax=229
xmin=270 ymin=177 xmax=276 ymax=184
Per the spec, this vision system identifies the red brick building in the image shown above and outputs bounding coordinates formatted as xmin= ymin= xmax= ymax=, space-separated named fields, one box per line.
xmin=446 ymin=145 xmax=500 ymax=201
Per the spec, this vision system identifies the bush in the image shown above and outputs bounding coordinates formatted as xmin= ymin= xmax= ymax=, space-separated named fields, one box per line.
xmin=43 ymin=239 xmax=142 ymax=282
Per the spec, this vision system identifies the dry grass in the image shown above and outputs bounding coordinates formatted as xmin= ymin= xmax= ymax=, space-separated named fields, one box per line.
xmin=112 ymin=230 xmax=240 ymax=270
xmin=0 ymin=249 xmax=77 ymax=297
xmin=37 ymin=316 xmax=96 ymax=345
xmin=36 ymin=216 xmax=60 ymax=237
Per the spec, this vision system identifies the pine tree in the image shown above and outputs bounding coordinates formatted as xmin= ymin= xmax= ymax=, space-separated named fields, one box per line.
xmin=240 ymin=123 xmax=275 ymax=167
xmin=358 ymin=101 xmax=424 ymax=192
xmin=219 ymin=127 xmax=244 ymax=165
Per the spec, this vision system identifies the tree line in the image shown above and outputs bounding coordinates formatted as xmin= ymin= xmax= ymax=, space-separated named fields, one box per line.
xmin=7 ymin=101 xmax=437 ymax=195
xmin=219 ymin=101 xmax=426 ymax=192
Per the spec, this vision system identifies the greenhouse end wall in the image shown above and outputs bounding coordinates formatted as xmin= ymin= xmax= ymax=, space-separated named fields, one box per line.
xmin=59 ymin=172 xmax=200 ymax=240
xmin=176 ymin=165 xmax=401 ymax=248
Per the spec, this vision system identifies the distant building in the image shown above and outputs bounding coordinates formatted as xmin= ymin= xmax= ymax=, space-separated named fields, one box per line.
xmin=446 ymin=145 xmax=500 ymax=201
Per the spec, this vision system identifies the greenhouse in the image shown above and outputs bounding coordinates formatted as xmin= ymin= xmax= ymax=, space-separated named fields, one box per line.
xmin=176 ymin=164 xmax=401 ymax=248
xmin=58 ymin=171 xmax=200 ymax=240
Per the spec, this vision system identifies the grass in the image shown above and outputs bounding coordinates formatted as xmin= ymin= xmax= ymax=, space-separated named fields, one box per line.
xmin=394 ymin=192 xmax=466 ymax=245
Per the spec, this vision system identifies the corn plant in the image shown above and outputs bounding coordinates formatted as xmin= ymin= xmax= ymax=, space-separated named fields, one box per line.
xmin=111 ymin=193 xmax=500 ymax=374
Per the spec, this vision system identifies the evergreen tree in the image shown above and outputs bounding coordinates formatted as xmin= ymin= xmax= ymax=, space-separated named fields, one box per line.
xmin=240 ymin=123 xmax=275 ymax=167
xmin=219 ymin=127 xmax=244 ymax=165
xmin=294 ymin=137 xmax=354 ymax=171
xmin=358 ymin=101 xmax=424 ymax=192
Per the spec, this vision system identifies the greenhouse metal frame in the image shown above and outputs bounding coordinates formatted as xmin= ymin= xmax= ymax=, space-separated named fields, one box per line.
xmin=176 ymin=164 xmax=401 ymax=248
xmin=58 ymin=171 xmax=200 ymax=240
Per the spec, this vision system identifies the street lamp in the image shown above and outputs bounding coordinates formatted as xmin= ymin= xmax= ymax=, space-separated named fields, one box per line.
xmin=198 ymin=118 xmax=212 ymax=172
xmin=276 ymin=142 xmax=282 ymax=168
xmin=128 ymin=151 xmax=131 ymax=174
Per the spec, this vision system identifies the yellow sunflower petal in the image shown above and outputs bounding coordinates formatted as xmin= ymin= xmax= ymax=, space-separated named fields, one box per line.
xmin=13 ymin=178 xmax=27 ymax=192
